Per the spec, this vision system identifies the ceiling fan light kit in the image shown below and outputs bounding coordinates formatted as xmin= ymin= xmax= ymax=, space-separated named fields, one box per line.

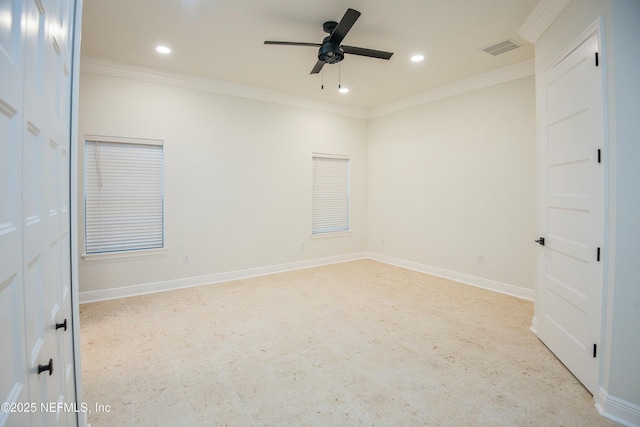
xmin=318 ymin=41 xmax=344 ymax=64
xmin=264 ymin=8 xmax=394 ymax=75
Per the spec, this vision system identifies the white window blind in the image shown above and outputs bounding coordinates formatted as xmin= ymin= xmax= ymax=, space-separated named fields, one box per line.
xmin=84 ymin=138 xmax=164 ymax=254
xmin=312 ymin=154 xmax=350 ymax=235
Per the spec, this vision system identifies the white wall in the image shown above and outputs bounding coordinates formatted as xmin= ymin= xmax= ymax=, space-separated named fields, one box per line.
xmin=607 ymin=0 xmax=640 ymax=412
xmin=78 ymin=71 xmax=368 ymax=294
xmin=367 ymin=77 xmax=536 ymax=292
xmin=78 ymin=65 xmax=537 ymax=300
xmin=535 ymin=0 xmax=640 ymax=421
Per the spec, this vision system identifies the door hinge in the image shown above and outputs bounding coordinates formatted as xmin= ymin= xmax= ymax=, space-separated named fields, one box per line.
xmin=598 ymin=149 xmax=601 ymax=163
xmin=593 ymin=344 xmax=597 ymax=358
xmin=595 ymin=52 xmax=599 ymax=67
xmin=597 ymin=247 xmax=601 ymax=261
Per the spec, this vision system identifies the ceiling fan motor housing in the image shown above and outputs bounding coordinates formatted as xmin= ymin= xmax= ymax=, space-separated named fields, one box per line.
xmin=322 ymin=21 xmax=338 ymax=34
xmin=318 ymin=39 xmax=344 ymax=64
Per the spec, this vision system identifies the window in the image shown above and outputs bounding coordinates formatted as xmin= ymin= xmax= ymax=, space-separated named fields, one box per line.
xmin=84 ymin=136 xmax=164 ymax=256
xmin=312 ymin=153 xmax=350 ymax=235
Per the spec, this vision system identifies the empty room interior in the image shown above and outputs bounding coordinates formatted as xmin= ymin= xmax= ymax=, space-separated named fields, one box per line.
xmin=2 ymin=0 xmax=639 ymax=426
xmin=76 ymin=0 xmax=639 ymax=426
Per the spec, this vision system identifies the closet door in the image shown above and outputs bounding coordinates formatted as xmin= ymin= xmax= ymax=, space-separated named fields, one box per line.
xmin=0 ymin=0 xmax=31 ymax=423
xmin=1 ymin=0 xmax=79 ymax=425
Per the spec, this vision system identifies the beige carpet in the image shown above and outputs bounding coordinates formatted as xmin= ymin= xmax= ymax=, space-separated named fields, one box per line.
xmin=80 ymin=260 xmax=616 ymax=426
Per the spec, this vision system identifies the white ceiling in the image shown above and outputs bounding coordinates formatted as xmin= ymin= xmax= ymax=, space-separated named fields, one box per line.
xmin=80 ymin=0 xmax=538 ymax=109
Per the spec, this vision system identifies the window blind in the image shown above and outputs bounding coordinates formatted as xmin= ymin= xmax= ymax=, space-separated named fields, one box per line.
xmin=312 ymin=155 xmax=350 ymax=234
xmin=84 ymin=139 xmax=164 ymax=254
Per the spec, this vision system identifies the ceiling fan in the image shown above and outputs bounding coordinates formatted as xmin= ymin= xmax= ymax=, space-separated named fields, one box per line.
xmin=264 ymin=8 xmax=394 ymax=74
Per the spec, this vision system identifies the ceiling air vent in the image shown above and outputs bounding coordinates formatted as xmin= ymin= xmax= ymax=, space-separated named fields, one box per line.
xmin=481 ymin=39 xmax=521 ymax=56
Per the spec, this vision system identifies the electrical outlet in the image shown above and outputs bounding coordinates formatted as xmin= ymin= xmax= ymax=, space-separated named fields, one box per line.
xmin=183 ymin=253 xmax=189 ymax=264
xmin=478 ymin=254 xmax=484 ymax=263
xmin=300 ymin=242 xmax=305 ymax=249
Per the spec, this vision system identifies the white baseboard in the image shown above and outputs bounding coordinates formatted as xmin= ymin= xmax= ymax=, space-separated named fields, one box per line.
xmin=367 ymin=252 xmax=535 ymax=301
xmin=79 ymin=252 xmax=368 ymax=303
xmin=596 ymin=387 xmax=640 ymax=427
xmin=529 ymin=321 xmax=640 ymax=427
xmin=79 ymin=251 xmax=535 ymax=304
xmin=530 ymin=316 xmax=539 ymax=334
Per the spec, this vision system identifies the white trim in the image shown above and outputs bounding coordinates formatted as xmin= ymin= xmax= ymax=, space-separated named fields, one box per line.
xmin=530 ymin=315 xmax=539 ymax=334
xmin=367 ymin=252 xmax=535 ymax=301
xmin=595 ymin=387 xmax=640 ymax=427
xmin=80 ymin=56 xmax=368 ymax=119
xmin=368 ymin=60 xmax=535 ymax=118
xmin=84 ymin=134 xmax=163 ymax=146
xmin=79 ymin=252 xmax=536 ymax=304
xmin=312 ymin=152 xmax=350 ymax=160
xmin=81 ymin=56 xmax=535 ymax=120
xmin=70 ymin=0 xmax=85 ymax=425
xmin=79 ymin=252 xmax=368 ymax=303
xmin=518 ymin=0 xmax=572 ymax=44
xmin=310 ymin=231 xmax=352 ymax=239
xmin=82 ymin=248 xmax=167 ymax=261
xmin=541 ymin=18 xmax=604 ymax=73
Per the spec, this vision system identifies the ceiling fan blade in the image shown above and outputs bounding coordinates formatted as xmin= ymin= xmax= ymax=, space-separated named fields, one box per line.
xmin=264 ymin=41 xmax=322 ymax=48
xmin=310 ymin=60 xmax=325 ymax=74
xmin=342 ymin=45 xmax=393 ymax=60
xmin=328 ymin=8 xmax=361 ymax=45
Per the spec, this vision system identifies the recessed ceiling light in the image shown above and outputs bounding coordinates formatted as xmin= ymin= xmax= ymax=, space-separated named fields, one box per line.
xmin=156 ymin=45 xmax=171 ymax=54
xmin=411 ymin=54 xmax=424 ymax=62
xmin=338 ymin=87 xmax=349 ymax=94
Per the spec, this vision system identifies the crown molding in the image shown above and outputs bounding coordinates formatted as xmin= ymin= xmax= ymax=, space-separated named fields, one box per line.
xmin=81 ymin=56 xmax=534 ymax=120
xmin=367 ymin=59 xmax=535 ymax=119
xmin=80 ymin=56 xmax=369 ymax=119
xmin=518 ymin=0 xmax=572 ymax=43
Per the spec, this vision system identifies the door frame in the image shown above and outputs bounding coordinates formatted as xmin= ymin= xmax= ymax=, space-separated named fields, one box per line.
xmin=70 ymin=0 xmax=85 ymax=426
xmin=532 ymin=17 xmax=609 ymax=396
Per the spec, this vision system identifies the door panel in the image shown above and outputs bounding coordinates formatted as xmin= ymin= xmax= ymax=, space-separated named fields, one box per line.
xmin=0 ymin=275 xmax=31 ymax=427
xmin=0 ymin=0 xmax=78 ymax=425
xmin=536 ymin=32 xmax=604 ymax=394
xmin=0 ymin=1 xmax=29 ymax=424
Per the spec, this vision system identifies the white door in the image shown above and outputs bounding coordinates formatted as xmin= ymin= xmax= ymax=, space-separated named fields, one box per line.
xmin=0 ymin=0 xmax=78 ymax=426
xmin=0 ymin=0 xmax=32 ymax=424
xmin=535 ymin=32 xmax=604 ymax=394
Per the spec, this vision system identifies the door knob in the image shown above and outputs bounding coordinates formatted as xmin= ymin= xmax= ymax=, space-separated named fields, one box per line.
xmin=38 ymin=358 xmax=53 ymax=376
xmin=535 ymin=237 xmax=545 ymax=246
xmin=55 ymin=319 xmax=67 ymax=331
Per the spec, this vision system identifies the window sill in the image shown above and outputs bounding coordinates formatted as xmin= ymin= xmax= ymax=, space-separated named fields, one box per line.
xmin=82 ymin=248 xmax=167 ymax=262
xmin=311 ymin=231 xmax=352 ymax=239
